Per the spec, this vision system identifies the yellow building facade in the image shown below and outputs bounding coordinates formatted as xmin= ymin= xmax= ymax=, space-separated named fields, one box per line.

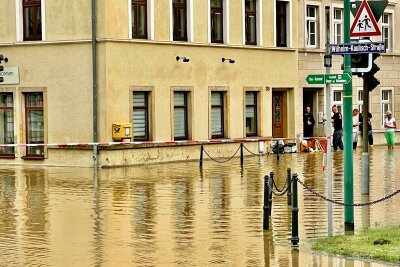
xmin=0 ymin=0 xmax=300 ymax=167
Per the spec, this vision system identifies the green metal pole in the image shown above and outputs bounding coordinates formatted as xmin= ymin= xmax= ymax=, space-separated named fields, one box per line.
xmin=343 ymin=0 xmax=354 ymax=232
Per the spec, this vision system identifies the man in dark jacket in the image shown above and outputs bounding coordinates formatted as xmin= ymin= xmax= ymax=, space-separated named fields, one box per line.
xmin=303 ymin=106 xmax=315 ymax=137
xmin=331 ymin=105 xmax=343 ymax=151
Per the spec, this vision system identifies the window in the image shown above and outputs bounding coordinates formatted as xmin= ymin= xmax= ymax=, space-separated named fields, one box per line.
xmin=210 ymin=0 xmax=224 ymax=43
xmin=306 ymin=5 xmax=318 ymax=47
xmin=0 ymin=93 xmax=15 ymax=158
xmin=173 ymin=0 xmax=187 ymax=41
xmin=381 ymin=90 xmax=392 ymax=125
xmin=174 ymin=91 xmax=189 ymax=140
xmin=382 ymin=13 xmax=392 ymax=52
xmin=333 ymin=8 xmax=343 ymax=44
xmin=245 ymin=92 xmax=257 ymax=136
xmin=245 ymin=0 xmax=257 ymax=45
xmin=358 ymin=90 xmax=363 ymax=113
xmin=23 ymin=0 xmax=42 ymax=41
xmin=211 ymin=92 xmax=225 ymax=138
xmin=132 ymin=0 xmax=148 ymax=39
xmin=332 ymin=89 xmax=342 ymax=113
xmin=276 ymin=1 xmax=289 ymax=47
xmin=24 ymin=92 xmax=44 ymax=158
xmin=133 ymin=92 xmax=150 ymax=141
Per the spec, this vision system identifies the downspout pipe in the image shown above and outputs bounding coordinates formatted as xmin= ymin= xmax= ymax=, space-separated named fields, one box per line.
xmin=92 ymin=0 xmax=98 ymax=168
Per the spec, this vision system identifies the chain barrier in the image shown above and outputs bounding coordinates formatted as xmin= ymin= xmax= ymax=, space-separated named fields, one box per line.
xmin=267 ymin=176 xmax=291 ymax=196
xmin=202 ymin=145 xmax=241 ymax=164
xmin=242 ymin=144 xmax=265 ymax=156
xmin=296 ymin=177 xmax=400 ymax=206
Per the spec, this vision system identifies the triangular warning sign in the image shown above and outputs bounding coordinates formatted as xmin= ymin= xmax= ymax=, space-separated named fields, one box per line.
xmin=350 ymin=0 xmax=381 ymax=37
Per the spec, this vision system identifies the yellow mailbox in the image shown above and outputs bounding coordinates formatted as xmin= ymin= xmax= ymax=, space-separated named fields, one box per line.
xmin=112 ymin=123 xmax=133 ymax=141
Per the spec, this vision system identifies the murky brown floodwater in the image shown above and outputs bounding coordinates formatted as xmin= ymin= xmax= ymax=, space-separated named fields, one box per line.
xmin=0 ymin=146 xmax=399 ymax=267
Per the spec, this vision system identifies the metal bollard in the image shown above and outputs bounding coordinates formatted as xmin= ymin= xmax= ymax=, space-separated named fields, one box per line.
xmin=200 ymin=145 xmax=204 ymax=168
xmin=276 ymin=142 xmax=280 ymax=161
xmin=291 ymin=173 xmax=299 ymax=246
xmin=268 ymin=172 xmax=274 ymax=216
xmin=287 ymin=168 xmax=292 ymax=206
xmin=263 ymin=175 xmax=270 ymax=230
xmin=240 ymin=143 xmax=244 ymax=165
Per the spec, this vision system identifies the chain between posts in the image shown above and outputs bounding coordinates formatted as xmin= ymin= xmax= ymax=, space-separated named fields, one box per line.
xmin=296 ymin=177 xmax=400 ymax=207
xmin=202 ymin=145 xmax=241 ymax=163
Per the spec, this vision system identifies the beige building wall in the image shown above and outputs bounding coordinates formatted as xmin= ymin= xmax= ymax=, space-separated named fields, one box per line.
xmin=0 ymin=0 xmax=300 ymax=167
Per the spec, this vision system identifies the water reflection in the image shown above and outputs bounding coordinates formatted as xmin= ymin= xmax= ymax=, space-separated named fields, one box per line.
xmin=0 ymin=147 xmax=399 ymax=267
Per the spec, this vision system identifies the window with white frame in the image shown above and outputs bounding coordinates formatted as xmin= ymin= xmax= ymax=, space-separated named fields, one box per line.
xmin=381 ymin=89 xmax=392 ymax=125
xmin=244 ymin=0 xmax=257 ymax=45
xmin=332 ymin=89 xmax=343 ymax=113
xmin=382 ymin=13 xmax=392 ymax=52
xmin=276 ymin=0 xmax=289 ymax=47
xmin=130 ymin=0 xmax=153 ymax=40
xmin=17 ymin=0 xmax=45 ymax=41
xmin=306 ymin=5 xmax=318 ymax=47
xmin=333 ymin=8 xmax=343 ymax=44
xmin=357 ymin=90 xmax=363 ymax=113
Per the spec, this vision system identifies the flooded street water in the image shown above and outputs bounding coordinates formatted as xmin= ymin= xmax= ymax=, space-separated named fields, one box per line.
xmin=0 ymin=146 xmax=399 ymax=267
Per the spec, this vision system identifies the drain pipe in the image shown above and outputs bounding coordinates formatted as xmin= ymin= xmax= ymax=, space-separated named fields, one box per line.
xmin=91 ymin=0 xmax=98 ymax=168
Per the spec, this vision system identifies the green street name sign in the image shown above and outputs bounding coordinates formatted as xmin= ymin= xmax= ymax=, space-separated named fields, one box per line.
xmin=306 ymin=73 xmax=351 ymax=85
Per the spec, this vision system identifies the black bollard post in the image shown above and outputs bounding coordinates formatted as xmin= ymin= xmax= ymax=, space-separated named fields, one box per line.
xmin=291 ymin=173 xmax=299 ymax=247
xmin=240 ymin=143 xmax=244 ymax=165
xmin=268 ymin=172 xmax=274 ymax=216
xmin=200 ymin=145 xmax=204 ymax=168
xmin=287 ymin=168 xmax=292 ymax=206
xmin=276 ymin=141 xmax=280 ymax=161
xmin=263 ymin=175 xmax=270 ymax=230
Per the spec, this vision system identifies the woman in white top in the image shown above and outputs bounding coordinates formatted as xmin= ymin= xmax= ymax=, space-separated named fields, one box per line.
xmin=384 ymin=110 xmax=397 ymax=150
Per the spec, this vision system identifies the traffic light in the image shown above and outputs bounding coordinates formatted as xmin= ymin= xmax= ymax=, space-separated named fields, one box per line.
xmin=341 ymin=53 xmax=372 ymax=76
xmin=363 ymin=53 xmax=380 ymax=91
xmin=0 ymin=54 xmax=7 ymax=83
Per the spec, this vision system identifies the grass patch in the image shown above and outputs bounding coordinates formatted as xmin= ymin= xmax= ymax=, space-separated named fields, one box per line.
xmin=312 ymin=227 xmax=400 ymax=263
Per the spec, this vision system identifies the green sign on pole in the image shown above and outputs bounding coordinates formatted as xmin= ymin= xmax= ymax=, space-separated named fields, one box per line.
xmin=305 ymin=73 xmax=351 ymax=84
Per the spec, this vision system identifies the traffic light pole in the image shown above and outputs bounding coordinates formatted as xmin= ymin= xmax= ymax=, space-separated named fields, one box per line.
xmin=324 ymin=6 xmax=333 ymax=237
xmin=361 ymin=76 xmax=370 ymax=195
xmin=344 ymin=0 xmax=355 ymax=232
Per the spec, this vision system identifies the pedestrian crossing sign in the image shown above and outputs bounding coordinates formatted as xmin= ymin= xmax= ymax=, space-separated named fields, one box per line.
xmin=350 ymin=0 xmax=381 ymax=37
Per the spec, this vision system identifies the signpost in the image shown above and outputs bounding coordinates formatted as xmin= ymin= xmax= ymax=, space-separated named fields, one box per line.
xmin=306 ymin=73 xmax=351 ymax=85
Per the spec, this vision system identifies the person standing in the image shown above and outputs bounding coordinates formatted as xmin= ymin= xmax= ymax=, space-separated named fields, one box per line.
xmin=384 ymin=111 xmax=397 ymax=150
xmin=359 ymin=111 xmax=373 ymax=146
xmin=352 ymin=109 xmax=360 ymax=149
xmin=303 ymin=106 xmax=315 ymax=138
xmin=331 ymin=105 xmax=343 ymax=151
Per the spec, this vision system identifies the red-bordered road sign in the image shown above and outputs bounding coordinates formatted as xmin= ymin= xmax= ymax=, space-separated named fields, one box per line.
xmin=350 ymin=0 xmax=381 ymax=37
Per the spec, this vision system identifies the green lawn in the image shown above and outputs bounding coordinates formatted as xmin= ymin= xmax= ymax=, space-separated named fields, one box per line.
xmin=312 ymin=227 xmax=400 ymax=263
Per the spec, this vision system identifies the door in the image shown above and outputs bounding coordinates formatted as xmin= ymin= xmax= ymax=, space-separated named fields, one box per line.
xmin=272 ymin=91 xmax=285 ymax=137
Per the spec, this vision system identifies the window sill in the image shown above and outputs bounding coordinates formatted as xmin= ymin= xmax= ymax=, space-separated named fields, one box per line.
xmin=22 ymin=155 xmax=45 ymax=160
xmin=0 ymin=154 xmax=16 ymax=159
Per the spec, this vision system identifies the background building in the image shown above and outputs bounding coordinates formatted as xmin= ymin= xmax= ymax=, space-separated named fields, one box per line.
xmin=0 ymin=0 xmax=300 ymax=167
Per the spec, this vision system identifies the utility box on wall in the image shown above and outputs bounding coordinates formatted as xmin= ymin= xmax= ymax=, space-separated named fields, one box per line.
xmin=112 ymin=123 xmax=132 ymax=141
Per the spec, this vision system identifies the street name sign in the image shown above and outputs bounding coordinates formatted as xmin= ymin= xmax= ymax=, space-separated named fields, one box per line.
xmin=0 ymin=67 xmax=19 ymax=85
xmin=306 ymin=73 xmax=351 ymax=85
xmin=350 ymin=0 xmax=381 ymax=37
xmin=331 ymin=41 xmax=385 ymax=55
